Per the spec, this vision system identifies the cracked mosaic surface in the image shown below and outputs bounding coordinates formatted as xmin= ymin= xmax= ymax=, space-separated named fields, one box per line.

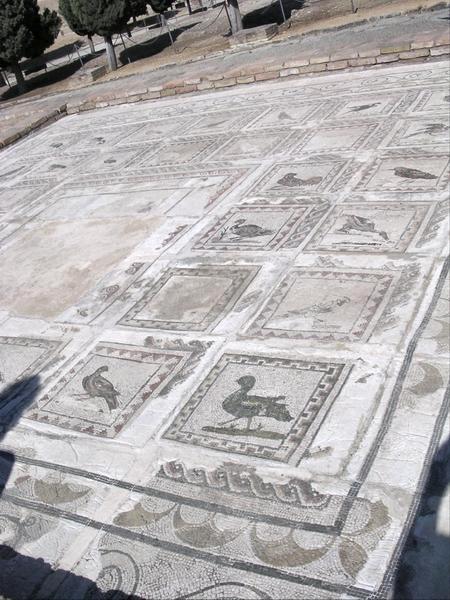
xmin=0 ymin=60 xmax=448 ymax=599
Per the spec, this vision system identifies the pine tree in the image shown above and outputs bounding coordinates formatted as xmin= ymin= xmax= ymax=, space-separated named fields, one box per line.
xmin=0 ymin=0 xmax=61 ymax=94
xmin=59 ymin=0 xmax=96 ymax=54
xmin=148 ymin=0 xmax=174 ymax=14
xmin=128 ymin=0 xmax=148 ymax=20
xmin=59 ymin=0 xmax=131 ymax=71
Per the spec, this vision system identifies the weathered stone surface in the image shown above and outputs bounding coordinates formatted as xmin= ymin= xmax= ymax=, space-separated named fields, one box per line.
xmin=229 ymin=23 xmax=278 ymax=47
xmin=0 ymin=60 xmax=448 ymax=600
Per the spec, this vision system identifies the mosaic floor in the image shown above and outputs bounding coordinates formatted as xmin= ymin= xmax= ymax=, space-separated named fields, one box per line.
xmin=0 ymin=60 xmax=448 ymax=599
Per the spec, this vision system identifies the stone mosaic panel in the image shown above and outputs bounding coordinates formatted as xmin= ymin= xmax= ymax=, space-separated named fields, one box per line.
xmin=210 ymin=130 xmax=292 ymax=160
xmin=0 ymin=336 xmax=61 ymax=396
xmin=354 ymin=150 xmax=449 ymax=193
xmin=325 ymin=92 xmax=408 ymax=119
xmin=25 ymin=338 xmax=211 ymax=437
xmin=193 ymin=204 xmax=329 ymax=251
xmin=412 ymin=87 xmax=450 ymax=113
xmin=385 ymin=116 xmax=449 ymax=148
xmin=137 ymin=135 xmax=221 ymax=165
xmin=246 ymin=100 xmax=331 ymax=129
xmin=185 ymin=108 xmax=263 ymax=134
xmin=245 ymin=266 xmax=400 ymax=342
xmin=290 ymin=121 xmax=386 ymax=154
xmin=163 ymin=353 xmax=350 ymax=464
xmin=305 ymin=202 xmax=435 ymax=253
xmin=38 ymin=165 xmax=248 ymax=220
xmin=248 ymin=157 xmax=352 ymax=198
xmin=0 ymin=60 xmax=449 ymax=600
xmin=119 ymin=265 xmax=259 ymax=331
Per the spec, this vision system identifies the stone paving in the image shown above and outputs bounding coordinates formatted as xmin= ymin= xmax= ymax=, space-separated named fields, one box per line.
xmin=0 ymin=59 xmax=449 ymax=599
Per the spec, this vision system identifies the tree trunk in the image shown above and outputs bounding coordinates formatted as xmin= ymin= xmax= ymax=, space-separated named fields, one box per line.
xmin=104 ymin=35 xmax=118 ymax=71
xmin=227 ymin=0 xmax=243 ymax=34
xmin=11 ymin=62 xmax=27 ymax=94
xmin=87 ymin=35 xmax=95 ymax=54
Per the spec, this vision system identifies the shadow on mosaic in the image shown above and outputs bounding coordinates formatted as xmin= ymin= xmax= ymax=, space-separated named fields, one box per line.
xmin=0 ymin=376 xmax=144 ymax=600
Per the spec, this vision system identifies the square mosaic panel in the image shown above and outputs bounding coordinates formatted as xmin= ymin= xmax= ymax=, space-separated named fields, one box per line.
xmin=193 ymin=204 xmax=329 ymax=251
xmin=412 ymin=88 xmax=450 ymax=113
xmin=0 ymin=336 xmax=61 ymax=396
xmin=138 ymin=136 xmax=221 ymax=165
xmin=185 ymin=108 xmax=262 ymax=134
xmin=305 ymin=202 xmax=435 ymax=253
xmin=210 ymin=131 xmax=291 ymax=160
xmin=385 ymin=116 xmax=449 ymax=149
xmin=118 ymin=265 xmax=259 ymax=331
xmin=27 ymin=126 xmax=141 ymax=157
xmin=117 ymin=117 xmax=197 ymax=145
xmin=291 ymin=121 xmax=384 ymax=154
xmin=355 ymin=151 xmax=449 ymax=193
xmin=325 ymin=93 xmax=407 ymax=119
xmin=0 ymin=187 xmax=47 ymax=219
xmin=39 ymin=166 xmax=248 ymax=220
xmin=26 ymin=339 xmax=210 ymax=437
xmin=248 ymin=157 xmax=351 ymax=198
xmin=163 ymin=353 xmax=350 ymax=464
xmin=246 ymin=101 xmax=330 ymax=129
xmin=245 ymin=267 xmax=399 ymax=342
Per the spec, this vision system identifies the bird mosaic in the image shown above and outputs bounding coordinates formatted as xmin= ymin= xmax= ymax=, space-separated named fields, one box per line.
xmin=218 ymin=218 xmax=273 ymax=241
xmin=405 ymin=123 xmax=449 ymax=138
xmin=72 ymin=365 xmax=120 ymax=412
xmin=277 ymin=296 xmax=351 ymax=329
xmin=347 ymin=102 xmax=381 ymax=113
xmin=393 ymin=166 xmax=438 ymax=180
xmin=275 ymin=172 xmax=323 ymax=187
xmin=202 ymin=375 xmax=292 ymax=439
xmin=337 ymin=214 xmax=389 ymax=240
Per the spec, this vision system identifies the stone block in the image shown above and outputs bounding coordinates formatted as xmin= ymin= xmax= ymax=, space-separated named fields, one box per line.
xmin=380 ymin=44 xmax=410 ymax=54
xmin=399 ymin=49 xmax=430 ymax=60
xmin=229 ymin=23 xmax=278 ymax=47
xmin=327 ymin=60 xmax=349 ymax=70
xmin=214 ymin=78 xmax=236 ymax=88
xmin=411 ymin=39 xmax=434 ymax=50
xmin=358 ymin=48 xmax=380 ymax=58
xmin=236 ymin=75 xmax=255 ymax=84
xmin=283 ymin=58 xmax=309 ymax=68
xmin=280 ymin=68 xmax=299 ymax=77
xmin=329 ymin=50 xmax=358 ymax=61
xmin=299 ymin=63 xmax=327 ymax=74
xmin=310 ymin=55 xmax=329 ymax=64
xmin=87 ymin=65 xmax=108 ymax=81
xmin=376 ymin=53 xmax=399 ymax=63
xmin=255 ymin=71 xmax=280 ymax=81
xmin=430 ymin=45 xmax=450 ymax=56
xmin=197 ymin=81 xmax=214 ymax=90
xmin=349 ymin=57 xmax=376 ymax=66
xmin=175 ymin=85 xmax=197 ymax=94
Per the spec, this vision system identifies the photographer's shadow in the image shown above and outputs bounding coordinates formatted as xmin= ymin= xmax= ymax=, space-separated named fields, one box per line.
xmin=0 ymin=376 xmax=144 ymax=599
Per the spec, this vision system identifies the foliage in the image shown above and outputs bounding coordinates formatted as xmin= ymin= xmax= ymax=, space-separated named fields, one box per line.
xmin=148 ymin=0 xmax=174 ymax=14
xmin=0 ymin=0 xmax=61 ymax=69
xmin=58 ymin=0 xmax=131 ymax=38
xmin=128 ymin=0 xmax=148 ymax=18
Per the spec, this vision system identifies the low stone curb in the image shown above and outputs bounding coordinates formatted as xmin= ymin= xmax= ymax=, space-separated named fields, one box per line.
xmin=0 ymin=105 xmax=66 ymax=149
xmin=64 ymin=37 xmax=449 ymax=115
xmin=1 ymin=36 xmax=448 ymax=148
